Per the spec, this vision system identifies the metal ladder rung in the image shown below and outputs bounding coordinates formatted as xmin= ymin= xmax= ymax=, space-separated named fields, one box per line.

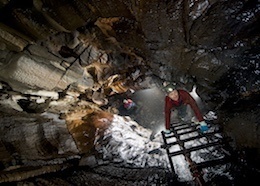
xmin=180 ymin=130 xmax=222 ymax=141
xmin=174 ymin=124 xmax=197 ymax=130
xmin=171 ymin=122 xmax=191 ymax=128
xmin=164 ymin=141 xmax=179 ymax=147
xmin=163 ymin=133 xmax=223 ymax=148
xmin=168 ymin=141 xmax=220 ymax=157
xmin=163 ymin=133 xmax=175 ymax=139
xmin=176 ymin=128 xmax=199 ymax=135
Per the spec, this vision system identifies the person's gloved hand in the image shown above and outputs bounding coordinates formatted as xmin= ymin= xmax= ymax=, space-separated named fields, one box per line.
xmin=199 ymin=121 xmax=209 ymax=132
xmin=191 ymin=116 xmax=199 ymax=124
xmin=164 ymin=129 xmax=171 ymax=134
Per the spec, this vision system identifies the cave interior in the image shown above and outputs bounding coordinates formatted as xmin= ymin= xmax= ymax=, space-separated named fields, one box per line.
xmin=0 ymin=0 xmax=259 ymax=185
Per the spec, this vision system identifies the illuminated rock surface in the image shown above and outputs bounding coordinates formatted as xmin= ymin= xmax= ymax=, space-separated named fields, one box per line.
xmin=0 ymin=0 xmax=259 ymax=185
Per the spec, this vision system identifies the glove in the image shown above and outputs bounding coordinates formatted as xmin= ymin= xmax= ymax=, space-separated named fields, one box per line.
xmin=191 ymin=116 xmax=199 ymax=124
xmin=199 ymin=121 xmax=209 ymax=132
xmin=164 ymin=129 xmax=171 ymax=134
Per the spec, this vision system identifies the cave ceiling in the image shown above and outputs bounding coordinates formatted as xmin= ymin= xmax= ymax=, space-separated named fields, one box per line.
xmin=0 ymin=0 xmax=258 ymax=108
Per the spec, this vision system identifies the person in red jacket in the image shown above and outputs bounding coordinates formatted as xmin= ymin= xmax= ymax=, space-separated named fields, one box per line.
xmin=164 ymin=84 xmax=209 ymax=133
xmin=123 ymin=99 xmax=136 ymax=110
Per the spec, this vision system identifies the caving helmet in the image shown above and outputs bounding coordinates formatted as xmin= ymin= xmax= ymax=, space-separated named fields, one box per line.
xmin=163 ymin=83 xmax=177 ymax=93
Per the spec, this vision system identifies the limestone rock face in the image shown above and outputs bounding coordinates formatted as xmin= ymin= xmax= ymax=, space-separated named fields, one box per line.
xmin=66 ymin=109 xmax=113 ymax=153
xmin=0 ymin=96 xmax=115 ymax=183
xmin=0 ymin=0 xmax=258 ymax=101
xmin=0 ymin=111 xmax=79 ymax=160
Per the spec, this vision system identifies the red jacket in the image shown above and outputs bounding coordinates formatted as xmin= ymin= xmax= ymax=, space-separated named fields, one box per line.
xmin=165 ymin=89 xmax=204 ymax=129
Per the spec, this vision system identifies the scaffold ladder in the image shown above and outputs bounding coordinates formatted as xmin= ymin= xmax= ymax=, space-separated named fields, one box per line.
xmin=161 ymin=121 xmax=232 ymax=186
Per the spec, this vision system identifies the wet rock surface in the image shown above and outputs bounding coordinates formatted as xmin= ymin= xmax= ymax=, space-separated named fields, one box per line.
xmin=0 ymin=0 xmax=259 ymax=185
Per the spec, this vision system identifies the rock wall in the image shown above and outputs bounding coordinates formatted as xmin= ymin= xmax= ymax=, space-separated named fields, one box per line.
xmin=0 ymin=0 xmax=259 ymax=184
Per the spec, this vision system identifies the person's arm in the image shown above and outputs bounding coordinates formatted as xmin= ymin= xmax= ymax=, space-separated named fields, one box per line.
xmin=164 ymin=96 xmax=172 ymax=130
xmin=182 ymin=90 xmax=209 ymax=132
xmin=184 ymin=91 xmax=204 ymax=122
